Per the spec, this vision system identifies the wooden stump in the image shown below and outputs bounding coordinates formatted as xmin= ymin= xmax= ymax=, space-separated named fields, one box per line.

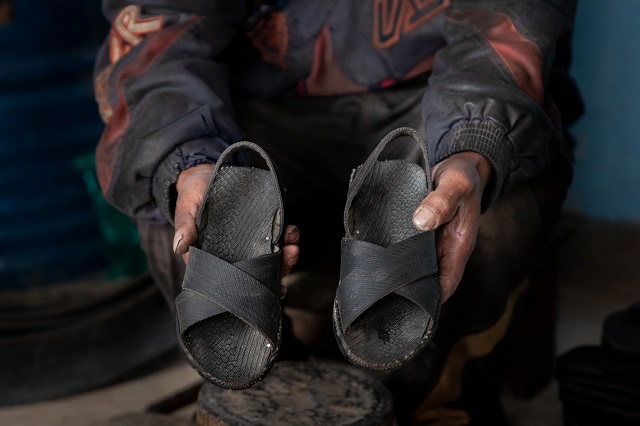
xmin=196 ymin=361 xmax=396 ymax=426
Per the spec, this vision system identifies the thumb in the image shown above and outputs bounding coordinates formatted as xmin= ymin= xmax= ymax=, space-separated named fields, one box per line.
xmin=173 ymin=163 xmax=215 ymax=258
xmin=412 ymin=178 xmax=465 ymax=231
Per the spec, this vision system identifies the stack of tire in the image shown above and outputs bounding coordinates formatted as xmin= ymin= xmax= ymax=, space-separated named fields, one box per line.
xmin=556 ymin=303 xmax=640 ymax=426
xmin=0 ymin=0 xmax=177 ymax=405
xmin=0 ymin=0 xmax=108 ymax=287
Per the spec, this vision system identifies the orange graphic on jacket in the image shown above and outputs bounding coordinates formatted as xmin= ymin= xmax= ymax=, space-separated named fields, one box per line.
xmin=373 ymin=0 xmax=449 ymax=49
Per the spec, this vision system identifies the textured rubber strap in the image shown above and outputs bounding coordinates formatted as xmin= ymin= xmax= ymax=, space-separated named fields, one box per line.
xmin=176 ymin=290 xmax=226 ymax=337
xmin=177 ymin=247 xmax=282 ymax=346
xmin=394 ymin=276 xmax=441 ymax=321
xmin=337 ymin=232 xmax=438 ymax=330
xmin=197 ymin=141 xmax=285 ymax=246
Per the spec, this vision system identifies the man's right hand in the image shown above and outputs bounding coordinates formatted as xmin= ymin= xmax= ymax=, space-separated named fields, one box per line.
xmin=173 ymin=163 xmax=216 ymax=262
xmin=172 ymin=163 xmax=300 ymax=296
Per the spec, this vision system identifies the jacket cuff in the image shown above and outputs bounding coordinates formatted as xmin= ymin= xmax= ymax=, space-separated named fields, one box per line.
xmin=152 ymin=136 xmax=230 ymax=225
xmin=436 ymin=120 xmax=512 ymax=210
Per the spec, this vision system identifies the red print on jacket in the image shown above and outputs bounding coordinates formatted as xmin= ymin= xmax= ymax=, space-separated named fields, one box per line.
xmin=373 ymin=0 xmax=449 ymax=49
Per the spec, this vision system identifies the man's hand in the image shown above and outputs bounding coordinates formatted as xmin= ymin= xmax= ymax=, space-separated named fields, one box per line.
xmin=412 ymin=152 xmax=493 ymax=302
xmin=172 ymin=163 xmax=300 ymax=297
xmin=173 ymin=163 xmax=216 ymax=261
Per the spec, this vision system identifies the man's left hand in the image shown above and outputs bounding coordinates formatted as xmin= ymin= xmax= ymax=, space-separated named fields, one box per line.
xmin=412 ymin=151 xmax=493 ymax=302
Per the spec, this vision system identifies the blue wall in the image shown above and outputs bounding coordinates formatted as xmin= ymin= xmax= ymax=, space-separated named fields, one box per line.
xmin=565 ymin=0 xmax=640 ymax=222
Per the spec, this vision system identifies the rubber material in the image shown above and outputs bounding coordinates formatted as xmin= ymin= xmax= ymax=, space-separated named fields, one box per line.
xmin=175 ymin=141 xmax=284 ymax=389
xmin=333 ymin=127 xmax=441 ymax=371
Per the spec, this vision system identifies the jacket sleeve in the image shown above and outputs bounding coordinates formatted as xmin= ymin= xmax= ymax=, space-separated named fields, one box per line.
xmin=94 ymin=1 xmax=247 ymax=224
xmin=422 ymin=0 xmax=578 ymax=208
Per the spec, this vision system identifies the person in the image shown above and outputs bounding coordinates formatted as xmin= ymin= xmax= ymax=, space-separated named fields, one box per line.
xmin=93 ymin=1 xmax=582 ymax=424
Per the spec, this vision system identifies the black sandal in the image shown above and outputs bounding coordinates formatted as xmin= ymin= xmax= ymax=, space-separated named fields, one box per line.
xmin=175 ymin=142 xmax=284 ymax=389
xmin=333 ymin=127 xmax=441 ymax=371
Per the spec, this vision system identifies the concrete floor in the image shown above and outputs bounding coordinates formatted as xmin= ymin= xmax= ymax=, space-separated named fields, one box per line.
xmin=0 ymin=215 xmax=638 ymax=425
xmin=504 ymin=215 xmax=640 ymax=426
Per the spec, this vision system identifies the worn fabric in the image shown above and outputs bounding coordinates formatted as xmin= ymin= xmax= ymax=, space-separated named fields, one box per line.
xmin=94 ymin=0 xmax=580 ymax=222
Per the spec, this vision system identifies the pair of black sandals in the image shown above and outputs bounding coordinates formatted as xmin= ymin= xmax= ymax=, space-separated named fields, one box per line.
xmin=175 ymin=127 xmax=441 ymax=389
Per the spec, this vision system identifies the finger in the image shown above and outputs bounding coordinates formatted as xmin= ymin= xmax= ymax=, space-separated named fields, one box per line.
xmin=412 ymin=192 xmax=458 ymax=231
xmin=436 ymin=204 xmax=480 ymax=302
xmin=281 ymin=244 xmax=300 ymax=278
xmin=173 ymin=193 xmax=200 ymax=256
xmin=413 ymin=163 xmax=478 ymax=231
xmin=437 ymin=236 xmax=471 ymax=302
xmin=283 ymin=225 xmax=300 ymax=246
xmin=413 ymin=183 xmax=465 ymax=232
xmin=173 ymin=165 xmax=215 ymax=257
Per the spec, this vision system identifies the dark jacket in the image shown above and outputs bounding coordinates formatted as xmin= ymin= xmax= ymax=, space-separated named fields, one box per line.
xmin=94 ymin=0 xmax=581 ymax=223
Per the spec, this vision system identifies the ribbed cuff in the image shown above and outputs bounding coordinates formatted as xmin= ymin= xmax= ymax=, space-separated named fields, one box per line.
xmin=437 ymin=120 xmax=512 ymax=210
xmin=151 ymin=136 xmax=230 ymax=225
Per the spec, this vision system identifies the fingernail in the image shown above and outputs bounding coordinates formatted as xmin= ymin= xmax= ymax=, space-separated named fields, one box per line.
xmin=413 ymin=208 xmax=437 ymax=231
xmin=288 ymin=226 xmax=300 ymax=243
xmin=173 ymin=230 xmax=183 ymax=254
